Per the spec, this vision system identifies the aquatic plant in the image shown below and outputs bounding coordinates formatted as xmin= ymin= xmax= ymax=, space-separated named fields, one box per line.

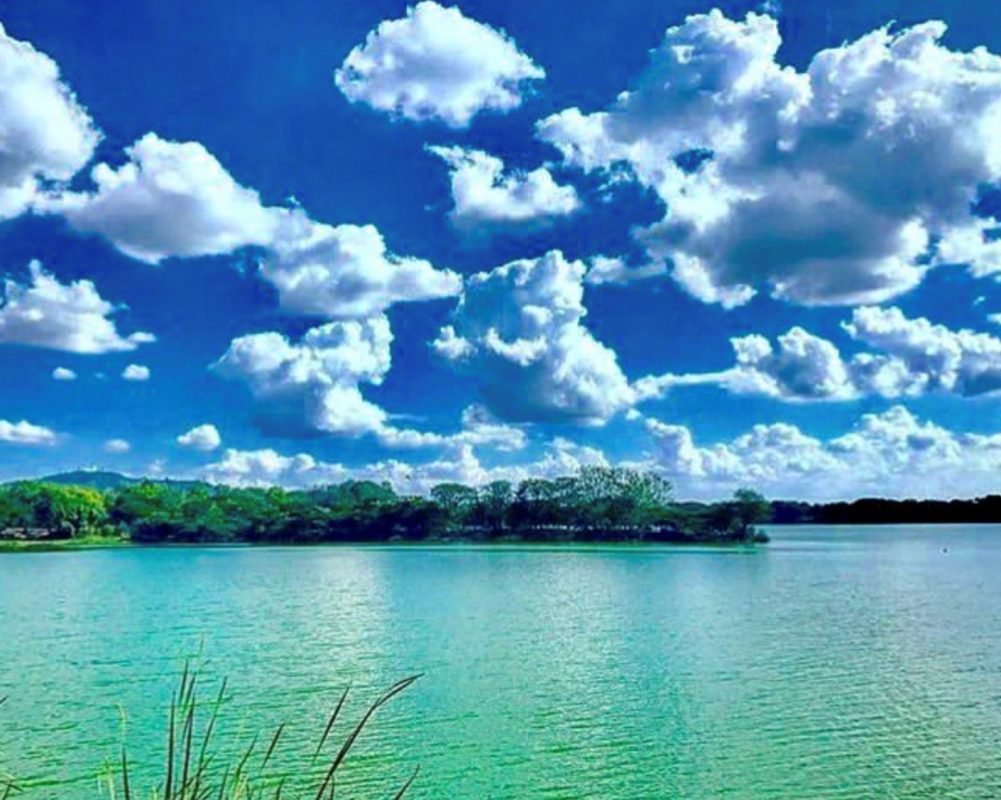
xmin=101 ymin=665 xmax=421 ymax=800
xmin=1 ymin=662 xmax=421 ymax=799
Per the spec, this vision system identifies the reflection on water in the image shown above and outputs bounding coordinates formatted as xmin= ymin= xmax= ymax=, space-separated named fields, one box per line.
xmin=1 ymin=527 xmax=1000 ymax=798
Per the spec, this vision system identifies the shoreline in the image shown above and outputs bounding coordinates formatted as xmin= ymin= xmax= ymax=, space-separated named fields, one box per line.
xmin=0 ymin=536 xmax=764 ymax=554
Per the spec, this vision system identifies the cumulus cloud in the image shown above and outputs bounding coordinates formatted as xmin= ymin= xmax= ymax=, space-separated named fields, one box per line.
xmin=435 ymin=250 xmax=635 ymax=424
xmin=52 ymin=367 xmax=76 ymax=381
xmin=0 ymin=261 xmax=155 ymax=354
xmin=41 ymin=134 xmax=460 ymax=319
xmin=428 ymin=145 xmax=579 ymax=228
xmin=0 ymin=419 xmax=58 ymax=446
xmin=213 ymin=316 xmax=394 ymax=438
xmin=647 ymin=405 xmax=1001 ymax=500
xmin=47 ymin=133 xmax=280 ymax=263
xmin=430 ymin=324 xmax=474 ymax=360
xmin=201 ymin=435 xmax=603 ymax=493
xmin=635 ymin=326 xmax=861 ymax=402
xmin=103 ymin=438 xmax=130 ymax=454
xmin=638 ymin=306 xmax=1001 ymax=402
xmin=214 ymin=316 xmax=531 ymax=449
xmin=844 ymin=306 xmax=1001 ymax=396
xmin=0 ymin=22 xmax=99 ymax=220
xmin=122 ymin=363 xmax=150 ymax=381
xmin=176 ymin=423 xmax=222 ymax=452
xmin=335 ymin=1 xmax=544 ymax=127
xmin=539 ymin=11 xmax=1001 ymax=306
xmin=261 ymin=213 xmax=461 ymax=319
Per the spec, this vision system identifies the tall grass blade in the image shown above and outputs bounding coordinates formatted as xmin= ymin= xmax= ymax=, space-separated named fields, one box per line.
xmin=261 ymin=723 xmax=285 ymax=770
xmin=312 ymin=687 xmax=349 ymax=764
xmin=121 ymin=748 xmax=132 ymax=800
xmin=392 ymin=766 xmax=420 ymax=800
xmin=313 ymin=675 xmax=421 ymax=800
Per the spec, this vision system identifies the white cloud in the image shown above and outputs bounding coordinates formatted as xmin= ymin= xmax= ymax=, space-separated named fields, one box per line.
xmin=214 ymin=316 xmax=392 ymax=438
xmin=202 ymin=448 xmax=334 ymax=488
xmin=844 ymin=306 xmax=1001 ymax=397
xmin=42 ymin=134 xmax=460 ymax=321
xmin=539 ymin=11 xmax=1001 ymax=306
xmin=428 ymin=145 xmax=579 ymax=228
xmin=431 ymin=324 xmax=474 ymax=360
xmin=638 ymin=306 xmax=1001 ymax=402
xmin=0 ymin=261 xmax=155 ymax=354
xmin=48 ymin=133 xmax=280 ymax=263
xmin=0 ymin=419 xmax=57 ymax=446
xmin=177 ymin=423 xmax=221 ymax=452
xmin=201 ymin=435 xmax=602 ymax=493
xmin=436 ymin=250 xmax=635 ymax=424
xmin=52 ymin=367 xmax=76 ymax=381
xmin=584 ymin=256 xmax=667 ymax=286
xmin=214 ymin=317 xmax=529 ymax=449
xmin=103 ymin=438 xmax=130 ymax=454
xmin=455 ymin=405 xmax=526 ymax=452
xmin=122 ymin=364 xmax=151 ymax=382
xmin=0 ymin=22 xmax=99 ymax=220
xmin=335 ymin=1 xmax=544 ymax=128
xmin=262 ymin=213 xmax=461 ymax=319
xmin=647 ymin=405 xmax=1001 ymax=500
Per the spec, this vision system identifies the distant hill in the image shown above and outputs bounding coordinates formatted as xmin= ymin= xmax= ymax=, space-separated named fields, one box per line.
xmin=20 ymin=470 xmax=205 ymax=491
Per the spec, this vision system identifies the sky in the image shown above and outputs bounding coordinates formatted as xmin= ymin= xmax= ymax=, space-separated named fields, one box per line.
xmin=3 ymin=0 xmax=1001 ymax=500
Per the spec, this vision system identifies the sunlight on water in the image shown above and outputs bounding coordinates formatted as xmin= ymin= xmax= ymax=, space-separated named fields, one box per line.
xmin=2 ymin=527 xmax=1001 ymax=798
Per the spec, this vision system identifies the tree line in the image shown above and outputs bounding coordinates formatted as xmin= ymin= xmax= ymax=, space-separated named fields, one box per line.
xmin=0 ymin=467 xmax=771 ymax=545
xmin=772 ymin=495 xmax=1001 ymax=525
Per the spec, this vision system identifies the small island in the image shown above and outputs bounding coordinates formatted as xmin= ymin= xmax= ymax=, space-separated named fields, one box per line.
xmin=0 ymin=466 xmax=771 ymax=548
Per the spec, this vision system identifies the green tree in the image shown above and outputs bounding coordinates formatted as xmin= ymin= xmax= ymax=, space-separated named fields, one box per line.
xmin=430 ymin=483 xmax=479 ymax=530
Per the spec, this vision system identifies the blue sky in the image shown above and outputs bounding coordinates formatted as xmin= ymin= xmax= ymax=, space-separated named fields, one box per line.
xmin=3 ymin=0 xmax=1001 ymax=500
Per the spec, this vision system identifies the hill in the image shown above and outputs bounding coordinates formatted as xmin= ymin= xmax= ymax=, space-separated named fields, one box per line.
xmin=23 ymin=470 xmax=204 ymax=491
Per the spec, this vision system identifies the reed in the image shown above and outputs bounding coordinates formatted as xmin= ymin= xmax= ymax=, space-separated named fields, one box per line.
xmin=96 ymin=665 xmax=423 ymax=800
xmin=0 ymin=664 xmax=422 ymax=796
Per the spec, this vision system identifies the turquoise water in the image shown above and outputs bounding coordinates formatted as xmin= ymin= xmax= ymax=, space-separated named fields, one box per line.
xmin=1 ymin=526 xmax=1000 ymax=798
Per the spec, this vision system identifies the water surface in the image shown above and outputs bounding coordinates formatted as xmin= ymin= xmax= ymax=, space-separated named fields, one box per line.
xmin=1 ymin=526 xmax=999 ymax=798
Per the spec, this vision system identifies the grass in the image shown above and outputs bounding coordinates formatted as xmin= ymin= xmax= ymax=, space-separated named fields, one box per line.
xmin=1 ymin=666 xmax=422 ymax=799
xmin=0 ymin=535 xmax=128 ymax=553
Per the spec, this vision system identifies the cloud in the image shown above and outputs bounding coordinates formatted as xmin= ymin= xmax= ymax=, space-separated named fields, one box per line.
xmin=176 ymin=423 xmax=222 ymax=452
xmin=335 ymin=1 xmax=544 ymax=128
xmin=584 ymin=256 xmax=667 ymax=286
xmin=42 ymin=134 xmax=459 ymax=319
xmin=430 ymin=324 xmax=474 ymax=360
xmin=122 ymin=363 xmax=150 ymax=381
xmin=539 ymin=11 xmax=1001 ymax=306
xmin=638 ymin=306 xmax=1001 ymax=402
xmin=844 ymin=306 xmax=1001 ymax=397
xmin=646 ymin=405 xmax=1001 ymax=500
xmin=637 ymin=326 xmax=861 ymax=402
xmin=34 ymin=129 xmax=460 ymax=331
xmin=0 ymin=419 xmax=58 ymax=446
xmin=201 ymin=435 xmax=603 ymax=493
xmin=214 ymin=317 xmax=529 ymax=449
xmin=52 ymin=367 xmax=76 ymax=381
xmin=434 ymin=250 xmax=635 ymax=423
xmin=454 ymin=404 xmax=526 ymax=452
xmin=213 ymin=316 xmax=393 ymax=438
xmin=0 ymin=21 xmax=99 ymax=220
xmin=428 ymin=145 xmax=579 ymax=228
xmin=0 ymin=261 xmax=155 ymax=354
xmin=48 ymin=133 xmax=280 ymax=263
xmin=261 ymin=213 xmax=461 ymax=319
xmin=103 ymin=438 xmax=131 ymax=454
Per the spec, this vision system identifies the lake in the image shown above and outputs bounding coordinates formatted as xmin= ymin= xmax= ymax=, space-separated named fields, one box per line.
xmin=1 ymin=525 xmax=1000 ymax=798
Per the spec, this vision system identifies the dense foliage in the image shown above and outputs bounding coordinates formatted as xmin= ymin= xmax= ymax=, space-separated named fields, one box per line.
xmin=771 ymin=496 xmax=1001 ymax=525
xmin=0 ymin=468 xmax=769 ymax=545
